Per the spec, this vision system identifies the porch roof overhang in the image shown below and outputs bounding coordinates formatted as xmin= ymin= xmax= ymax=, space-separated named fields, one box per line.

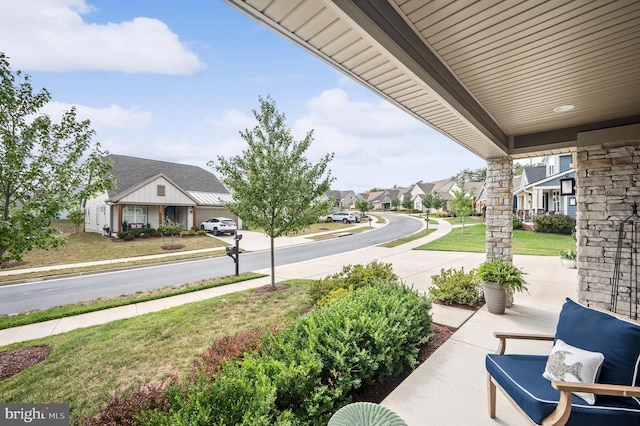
xmin=224 ymin=0 xmax=640 ymax=160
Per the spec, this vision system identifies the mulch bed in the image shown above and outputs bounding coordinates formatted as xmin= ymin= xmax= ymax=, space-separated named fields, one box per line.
xmin=0 ymin=346 xmax=52 ymax=380
xmin=353 ymin=323 xmax=456 ymax=403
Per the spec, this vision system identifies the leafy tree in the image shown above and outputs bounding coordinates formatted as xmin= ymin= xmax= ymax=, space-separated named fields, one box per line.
xmin=423 ymin=192 xmax=443 ymax=213
xmin=0 ymin=53 xmax=113 ymax=263
xmin=449 ymin=188 xmax=473 ymax=234
xmin=391 ymin=197 xmax=401 ymax=210
xmin=67 ymin=209 xmax=84 ymax=234
xmin=367 ymin=187 xmax=385 ymax=192
xmin=212 ymin=95 xmax=334 ymax=287
xmin=452 ymin=167 xmax=486 ymax=183
xmin=160 ymin=218 xmax=182 ymax=248
xmin=401 ymin=194 xmax=412 ymax=210
xmin=355 ymin=199 xmax=369 ymax=216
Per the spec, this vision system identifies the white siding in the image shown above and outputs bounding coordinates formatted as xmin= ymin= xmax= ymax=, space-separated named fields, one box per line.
xmin=120 ymin=177 xmax=194 ymax=205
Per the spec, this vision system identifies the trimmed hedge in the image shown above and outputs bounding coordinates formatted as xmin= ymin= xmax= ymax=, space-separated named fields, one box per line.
xmin=532 ymin=214 xmax=575 ymax=234
xmin=308 ymin=261 xmax=398 ymax=305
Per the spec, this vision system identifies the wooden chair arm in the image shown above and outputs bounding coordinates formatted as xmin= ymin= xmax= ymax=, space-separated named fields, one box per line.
xmin=493 ymin=332 xmax=555 ymax=355
xmin=552 ymin=381 xmax=640 ymax=398
xmin=542 ymin=382 xmax=640 ymax=425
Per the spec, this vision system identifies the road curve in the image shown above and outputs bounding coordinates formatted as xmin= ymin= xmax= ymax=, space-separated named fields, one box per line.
xmin=0 ymin=214 xmax=422 ymax=314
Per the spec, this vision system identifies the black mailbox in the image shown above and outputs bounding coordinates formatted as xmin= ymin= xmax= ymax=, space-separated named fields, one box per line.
xmin=226 ymin=246 xmax=237 ymax=255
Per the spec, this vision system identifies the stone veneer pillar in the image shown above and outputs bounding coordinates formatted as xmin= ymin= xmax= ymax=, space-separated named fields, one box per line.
xmin=485 ymin=157 xmax=513 ymax=262
xmin=576 ymin=140 xmax=640 ymax=313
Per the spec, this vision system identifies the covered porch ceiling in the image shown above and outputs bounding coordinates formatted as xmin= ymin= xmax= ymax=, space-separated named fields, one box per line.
xmin=223 ymin=0 xmax=640 ymax=160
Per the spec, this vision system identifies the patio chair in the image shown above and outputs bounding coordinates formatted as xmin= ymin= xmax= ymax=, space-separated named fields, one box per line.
xmin=485 ymin=298 xmax=640 ymax=425
xmin=328 ymin=402 xmax=408 ymax=426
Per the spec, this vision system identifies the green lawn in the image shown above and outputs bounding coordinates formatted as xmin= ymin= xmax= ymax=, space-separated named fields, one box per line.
xmin=0 ymin=280 xmax=314 ymax=423
xmin=414 ymin=224 xmax=574 ymax=256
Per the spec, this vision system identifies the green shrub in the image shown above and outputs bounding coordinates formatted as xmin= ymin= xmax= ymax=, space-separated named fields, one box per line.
xmin=307 ymin=261 xmax=398 ymax=304
xmin=262 ymin=283 xmax=432 ymax=423
xmin=512 ymin=215 xmax=523 ymax=229
xmin=122 ymin=233 xmax=135 ymax=242
xmin=316 ymin=288 xmax=348 ymax=307
xmin=532 ymin=214 xmax=575 ymax=234
xmin=143 ymin=361 xmax=277 ymax=426
xmin=429 ymin=267 xmax=482 ymax=306
xmin=116 ymin=231 xmax=128 ymax=239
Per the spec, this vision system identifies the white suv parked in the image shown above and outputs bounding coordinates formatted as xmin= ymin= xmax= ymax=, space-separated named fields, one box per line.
xmin=200 ymin=217 xmax=237 ymax=236
xmin=329 ymin=211 xmax=360 ymax=223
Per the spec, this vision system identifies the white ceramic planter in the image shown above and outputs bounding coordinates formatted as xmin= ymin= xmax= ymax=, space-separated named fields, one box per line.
xmin=561 ymin=258 xmax=577 ymax=269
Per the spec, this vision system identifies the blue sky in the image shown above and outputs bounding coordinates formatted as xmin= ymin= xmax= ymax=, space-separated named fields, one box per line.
xmin=0 ymin=0 xmax=487 ymax=193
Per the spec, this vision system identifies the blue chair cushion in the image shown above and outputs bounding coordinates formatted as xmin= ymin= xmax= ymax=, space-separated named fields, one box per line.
xmin=555 ymin=298 xmax=640 ymax=387
xmin=486 ymin=353 xmax=640 ymax=425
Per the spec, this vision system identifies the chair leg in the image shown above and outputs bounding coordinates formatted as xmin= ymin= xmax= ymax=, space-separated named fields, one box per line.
xmin=487 ymin=372 xmax=496 ymax=418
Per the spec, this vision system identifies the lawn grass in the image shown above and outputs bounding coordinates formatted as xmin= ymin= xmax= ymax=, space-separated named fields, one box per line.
xmin=15 ymin=230 xmax=227 ymax=269
xmin=0 ymin=279 xmax=314 ymax=423
xmin=379 ymin=228 xmax=437 ymax=248
xmin=0 ymin=272 xmax=266 ymax=330
xmin=414 ymin=224 xmax=574 ymax=256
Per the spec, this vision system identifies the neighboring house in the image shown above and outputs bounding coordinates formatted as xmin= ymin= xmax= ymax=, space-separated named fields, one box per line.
xmin=84 ymin=155 xmax=235 ymax=234
xmin=513 ymin=154 xmax=576 ymax=221
xmin=359 ymin=190 xmax=393 ymax=210
xmin=407 ymin=182 xmax=435 ymax=211
xmin=325 ymin=189 xmax=359 ymax=210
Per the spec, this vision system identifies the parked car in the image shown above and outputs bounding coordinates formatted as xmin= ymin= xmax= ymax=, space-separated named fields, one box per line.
xmin=200 ymin=217 xmax=237 ymax=236
xmin=329 ymin=211 xmax=360 ymax=223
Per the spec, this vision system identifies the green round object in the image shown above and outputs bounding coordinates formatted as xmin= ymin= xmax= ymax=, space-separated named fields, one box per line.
xmin=328 ymin=402 xmax=408 ymax=426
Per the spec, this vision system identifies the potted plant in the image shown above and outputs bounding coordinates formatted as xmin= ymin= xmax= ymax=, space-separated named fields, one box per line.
xmin=560 ymin=249 xmax=577 ymax=269
xmin=477 ymin=258 xmax=527 ymax=315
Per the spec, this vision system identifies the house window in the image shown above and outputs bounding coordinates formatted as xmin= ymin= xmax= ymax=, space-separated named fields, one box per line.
xmin=123 ymin=205 xmax=147 ymax=225
xmin=552 ymin=191 xmax=560 ymax=212
xmin=157 ymin=185 xmax=166 ymax=196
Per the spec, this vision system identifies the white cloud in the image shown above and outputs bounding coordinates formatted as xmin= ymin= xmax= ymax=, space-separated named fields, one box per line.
xmin=40 ymin=102 xmax=153 ymax=130
xmin=0 ymin=0 xmax=204 ymax=74
xmin=293 ymin=89 xmax=485 ymax=191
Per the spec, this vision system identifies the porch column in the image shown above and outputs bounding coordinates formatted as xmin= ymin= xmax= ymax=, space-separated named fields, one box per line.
xmin=576 ymin=127 xmax=640 ymax=315
xmin=485 ymin=157 xmax=513 ymax=262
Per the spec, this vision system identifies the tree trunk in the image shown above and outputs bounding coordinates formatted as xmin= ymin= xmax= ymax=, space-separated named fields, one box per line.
xmin=270 ymin=235 xmax=275 ymax=288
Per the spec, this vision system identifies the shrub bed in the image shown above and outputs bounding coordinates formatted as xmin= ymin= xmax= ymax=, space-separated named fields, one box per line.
xmin=87 ymin=282 xmax=432 ymax=425
xmin=532 ymin=214 xmax=575 ymax=234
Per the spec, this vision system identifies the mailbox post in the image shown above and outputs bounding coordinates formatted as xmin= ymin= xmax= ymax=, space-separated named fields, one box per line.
xmin=425 ymin=212 xmax=430 ymax=229
xmin=226 ymin=233 xmax=243 ymax=276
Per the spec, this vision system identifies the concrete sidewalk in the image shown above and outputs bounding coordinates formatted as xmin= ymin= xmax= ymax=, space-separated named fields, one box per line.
xmin=0 ymin=216 xmax=578 ymax=425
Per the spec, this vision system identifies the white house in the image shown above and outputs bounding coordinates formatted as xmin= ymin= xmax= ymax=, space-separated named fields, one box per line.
xmin=84 ymin=155 xmax=235 ymax=235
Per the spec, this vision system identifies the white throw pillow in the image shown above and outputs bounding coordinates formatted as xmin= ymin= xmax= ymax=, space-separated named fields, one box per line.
xmin=543 ymin=339 xmax=605 ymax=405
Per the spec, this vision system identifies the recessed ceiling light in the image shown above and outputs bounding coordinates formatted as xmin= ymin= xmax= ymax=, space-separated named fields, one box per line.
xmin=553 ymin=105 xmax=575 ymax=113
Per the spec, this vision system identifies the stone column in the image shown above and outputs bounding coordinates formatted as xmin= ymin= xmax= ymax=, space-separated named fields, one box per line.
xmin=485 ymin=157 xmax=513 ymax=262
xmin=576 ymin=139 xmax=640 ymax=312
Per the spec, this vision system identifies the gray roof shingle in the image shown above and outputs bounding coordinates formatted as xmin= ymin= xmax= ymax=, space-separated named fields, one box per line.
xmin=105 ymin=154 xmax=228 ymax=200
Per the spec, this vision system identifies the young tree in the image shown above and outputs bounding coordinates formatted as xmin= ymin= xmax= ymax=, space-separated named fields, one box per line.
xmin=355 ymin=199 xmax=369 ymax=216
xmin=0 ymin=53 xmax=113 ymax=263
xmin=449 ymin=188 xmax=473 ymax=234
xmin=212 ymin=95 xmax=334 ymax=288
xmin=67 ymin=209 xmax=85 ymax=234
xmin=401 ymin=194 xmax=412 ymax=211
xmin=391 ymin=197 xmax=401 ymax=211
xmin=423 ymin=192 xmax=443 ymax=213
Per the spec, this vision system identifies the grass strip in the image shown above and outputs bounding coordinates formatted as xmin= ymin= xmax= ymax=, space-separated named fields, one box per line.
xmin=0 ymin=279 xmax=313 ymax=423
xmin=0 ymin=272 xmax=266 ymax=330
xmin=414 ymin=224 xmax=574 ymax=256
xmin=379 ymin=228 xmax=437 ymax=248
